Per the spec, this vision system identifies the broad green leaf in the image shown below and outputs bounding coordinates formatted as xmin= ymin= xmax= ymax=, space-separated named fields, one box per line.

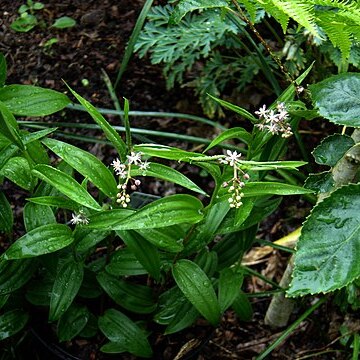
xmin=172 ymin=259 xmax=221 ymax=326
xmin=0 ymin=156 xmax=35 ymax=190
xmin=27 ymin=196 xmax=80 ymax=212
xmin=218 ymin=268 xmax=244 ymax=312
xmin=49 ymin=259 xmax=84 ymax=321
xmin=0 ymin=258 xmax=37 ymax=294
xmin=0 ymin=85 xmax=70 ymax=116
xmin=0 ymin=53 xmax=6 ymax=87
xmin=58 ymin=304 xmax=89 ymax=342
xmin=194 ymin=250 xmax=218 ymax=277
xmin=26 ymin=277 xmax=53 ymax=306
xmin=23 ymin=202 xmax=56 ymax=232
xmin=52 ymin=16 xmax=76 ymax=29
xmin=86 ymin=209 xmax=133 ymax=229
xmin=131 ymin=162 xmax=206 ymax=195
xmin=25 ymin=137 xmax=50 ymax=165
xmin=165 ymin=301 xmax=199 ymax=335
xmin=0 ymin=310 xmax=29 ymax=340
xmin=0 ymin=143 xmax=18 ymax=171
xmin=78 ymin=270 xmax=102 ymax=299
xmin=0 ymin=295 xmax=9 ymax=310
xmin=97 ymin=272 xmax=156 ymax=314
xmin=310 ymin=73 xmax=360 ymax=126
xmin=43 ymin=138 xmax=117 ymax=198
xmin=204 ymin=127 xmax=252 ymax=152
xmin=242 ymin=182 xmax=313 ymax=197
xmin=232 ymin=291 xmax=253 ymax=321
xmin=98 ymin=309 xmax=152 ymax=358
xmin=22 ymin=128 xmax=57 ymax=144
xmin=101 ymin=342 xmax=128 ymax=354
xmin=112 ymin=194 xmax=203 ymax=230
xmin=3 ymin=224 xmax=73 ymax=260
xmin=312 ymin=134 xmax=355 ymax=167
xmin=0 ymin=192 xmax=13 ymax=233
xmin=0 ymin=101 xmax=24 ymax=150
xmin=66 ymin=86 xmax=127 ymax=161
xmin=116 ymin=230 xmax=160 ymax=281
xmin=32 ymin=164 xmax=102 ymax=211
xmin=74 ymin=228 xmax=110 ymax=253
xmin=10 ymin=14 xmax=37 ymax=32
xmin=79 ymin=312 xmax=98 ymax=338
xmin=304 ymin=172 xmax=335 ymax=194
xmin=106 ymin=248 xmax=148 ymax=276
xmin=170 ymin=0 xmax=229 ymax=24
xmin=288 ymin=184 xmax=360 ymax=296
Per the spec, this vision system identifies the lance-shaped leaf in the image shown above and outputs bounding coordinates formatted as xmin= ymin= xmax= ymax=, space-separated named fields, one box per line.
xmin=106 ymin=248 xmax=147 ymax=276
xmin=310 ymin=73 xmax=360 ymax=126
xmin=218 ymin=268 xmax=244 ymax=312
xmin=0 ymin=192 xmax=13 ymax=233
xmin=3 ymin=224 xmax=74 ymax=260
xmin=86 ymin=209 xmax=134 ymax=229
xmin=98 ymin=309 xmax=152 ymax=358
xmin=32 ymin=164 xmax=102 ymax=211
xmin=26 ymin=196 xmax=80 ymax=212
xmin=0 ymin=101 xmax=24 ymax=150
xmin=131 ymin=162 xmax=206 ymax=195
xmin=112 ymin=194 xmax=203 ymax=230
xmin=288 ymin=184 xmax=360 ymax=296
xmin=134 ymin=144 xmax=204 ymax=161
xmin=66 ymin=85 xmax=127 ymax=161
xmin=172 ymin=259 xmax=221 ymax=326
xmin=0 ymin=85 xmax=70 ymax=116
xmin=42 ymin=138 xmax=117 ymax=198
xmin=97 ymin=271 xmax=156 ymax=314
xmin=49 ymin=259 xmax=84 ymax=321
xmin=242 ymin=182 xmax=313 ymax=197
xmin=23 ymin=202 xmax=56 ymax=232
xmin=0 ymin=310 xmax=29 ymax=340
xmin=232 ymin=291 xmax=253 ymax=321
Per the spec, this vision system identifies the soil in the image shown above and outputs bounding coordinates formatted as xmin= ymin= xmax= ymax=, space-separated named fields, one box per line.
xmin=0 ymin=1 xmax=354 ymax=359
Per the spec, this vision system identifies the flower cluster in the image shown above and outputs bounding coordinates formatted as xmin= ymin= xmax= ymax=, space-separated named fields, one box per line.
xmin=111 ymin=151 xmax=150 ymax=208
xmin=255 ymin=103 xmax=292 ymax=138
xmin=70 ymin=210 xmax=89 ymax=225
xmin=219 ymin=150 xmax=250 ymax=208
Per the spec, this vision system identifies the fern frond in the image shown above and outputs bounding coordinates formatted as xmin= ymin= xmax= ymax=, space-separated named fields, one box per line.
xmin=255 ymin=0 xmax=290 ymax=32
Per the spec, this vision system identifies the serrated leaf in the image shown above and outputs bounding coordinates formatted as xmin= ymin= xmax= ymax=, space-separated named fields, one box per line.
xmin=172 ymin=259 xmax=221 ymax=326
xmin=106 ymin=248 xmax=148 ymax=276
xmin=0 ymin=53 xmax=6 ymax=87
xmin=42 ymin=138 xmax=117 ymax=198
xmin=49 ymin=259 xmax=84 ymax=321
xmin=112 ymin=194 xmax=203 ymax=230
xmin=131 ymin=162 xmax=206 ymax=195
xmin=0 ymin=101 xmax=24 ymax=150
xmin=0 ymin=309 xmax=29 ymax=340
xmin=288 ymin=184 xmax=360 ymax=296
xmin=310 ymin=73 xmax=360 ymax=126
xmin=116 ymin=230 xmax=160 ymax=281
xmin=0 ymin=258 xmax=37 ymax=295
xmin=312 ymin=134 xmax=355 ymax=167
xmin=0 ymin=192 xmax=13 ymax=233
xmin=170 ymin=0 xmax=229 ymax=24
xmin=32 ymin=164 xmax=102 ymax=211
xmin=98 ymin=309 xmax=152 ymax=358
xmin=0 ymin=85 xmax=70 ymax=116
xmin=97 ymin=272 xmax=156 ymax=314
xmin=3 ymin=224 xmax=73 ymax=259
xmin=218 ymin=268 xmax=244 ymax=312
xmin=66 ymin=85 xmax=127 ymax=161
xmin=23 ymin=202 xmax=56 ymax=232
xmin=52 ymin=16 xmax=76 ymax=29
xmin=57 ymin=304 xmax=89 ymax=342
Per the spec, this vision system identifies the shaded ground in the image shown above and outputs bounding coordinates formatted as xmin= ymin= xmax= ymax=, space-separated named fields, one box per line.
xmin=0 ymin=1 xmax=353 ymax=359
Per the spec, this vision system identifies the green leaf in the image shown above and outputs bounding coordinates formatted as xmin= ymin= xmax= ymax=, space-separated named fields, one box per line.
xmin=312 ymin=134 xmax=355 ymax=167
xmin=49 ymin=258 xmax=84 ymax=321
xmin=0 ymin=258 xmax=37 ymax=295
xmin=27 ymin=196 xmax=80 ymax=212
xmin=288 ymin=184 xmax=360 ymax=296
xmin=116 ymin=230 xmax=161 ymax=281
xmin=218 ymin=268 xmax=244 ymax=312
xmin=57 ymin=304 xmax=89 ymax=342
xmin=74 ymin=228 xmax=110 ymax=253
xmin=32 ymin=164 xmax=102 ymax=211
xmin=98 ymin=309 xmax=152 ymax=358
xmin=43 ymin=138 xmax=118 ymax=198
xmin=204 ymin=127 xmax=252 ymax=152
xmin=0 ymin=156 xmax=35 ymax=190
xmin=78 ymin=270 xmax=102 ymax=299
xmin=25 ymin=137 xmax=50 ymax=165
xmin=310 ymin=73 xmax=360 ymax=126
xmin=0 ymin=192 xmax=13 ymax=233
xmin=10 ymin=14 xmax=37 ymax=32
xmin=170 ymin=0 xmax=229 ymax=24
xmin=165 ymin=301 xmax=199 ymax=334
xmin=0 ymin=53 xmax=6 ymax=87
xmin=97 ymin=272 xmax=156 ymax=314
xmin=0 ymin=101 xmax=24 ymax=150
xmin=66 ymin=85 xmax=127 ymax=161
xmin=112 ymin=194 xmax=203 ymax=230
xmin=232 ymin=291 xmax=253 ymax=321
xmin=242 ymin=182 xmax=313 ymax=197
xmin=26 ymin=277 xmax=53 ymax=306
xmin=52 ymin=16 xmax=76 ymax=29
xmin=23 ymin=202 xmax=56 ymax=232
xmin=106 ymin=248 xmax=147 ymax=276
xmin=3 ymin=224 xmax=73 ymax=260
xmin=0 ymin=309 xmax=29 ymax=340
xmin=172 ymin=259 xmax=221 ymax=326
xmin=85 ymin=209 xmax=134 ymax=229
xmin=194 ymin=250 xmax=218 ymax=277
xmin=304 ymin=172 xmax=335 ymax=194
xmin=0 ymin=85 xmax=70 ymax=116
xmin=131 ymin=162 xmax=206 ymax=195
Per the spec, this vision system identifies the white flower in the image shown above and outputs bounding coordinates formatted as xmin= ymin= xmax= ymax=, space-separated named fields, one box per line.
xmin=255 ymin=104 xmax=268 ymax=118
xmin=70 ymin=211 xmax=89 ymax=225
xmin=127 ymin=151 xmax=143 ymax=165
xmin=139 ymin=160 xmax=150 ymax=171
xmin=111 ymin=158 xmax=127 ymax=178
xmin=224 ymin=150 xmax=242 ymax=167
